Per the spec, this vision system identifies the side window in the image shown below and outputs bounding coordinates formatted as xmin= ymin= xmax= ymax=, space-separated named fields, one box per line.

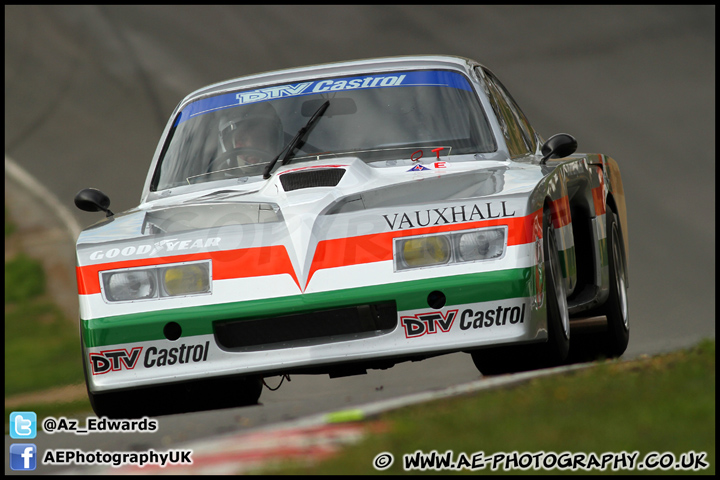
xmin=477 ymin=67 xmax=535 ymax=157
xmin=490 ymin=73 xmax=538 ymax=154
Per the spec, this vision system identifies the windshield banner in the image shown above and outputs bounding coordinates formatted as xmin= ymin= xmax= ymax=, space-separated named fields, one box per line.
xmin=174 ymin=70 xmax=472 ymax=126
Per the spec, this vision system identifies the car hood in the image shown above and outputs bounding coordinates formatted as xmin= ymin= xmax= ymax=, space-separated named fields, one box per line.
xmin=76 ymin=156 xmax=544 ymax=273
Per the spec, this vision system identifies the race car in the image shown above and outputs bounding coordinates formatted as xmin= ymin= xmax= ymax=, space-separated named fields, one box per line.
xmin=74 ymin=55 xmax=629 ymax=418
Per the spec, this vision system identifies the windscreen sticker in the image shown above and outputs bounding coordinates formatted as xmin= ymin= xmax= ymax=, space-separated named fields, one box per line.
xmin=431 ymin=147 xmax=445 ymax=159
xmin=407 ymin=164 xmax=431 ymax=172
xmin=406 ymin=161 xmax=450 ymax=171
xmin=174 ymin=70 xmax=473 ymax=126
xmin=410 ymin=147 xmax=447 ymax=164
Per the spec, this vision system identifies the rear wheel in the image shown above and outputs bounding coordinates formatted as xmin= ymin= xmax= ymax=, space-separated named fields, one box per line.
xmin=471 ymin=208 xmax=570 ymax=375
xmin=601 ymin=209 xmax=630 ymax=357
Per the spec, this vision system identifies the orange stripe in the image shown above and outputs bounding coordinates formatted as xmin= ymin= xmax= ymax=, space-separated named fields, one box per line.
xmin=550 ymin=195 xmax=571 ymax=229
xmin=592 ymin=186 xmax=605 ymax=216
xmin=307 ymin=211 xmax=541 ymax=284
xmin=592 ymin=166 xmax=606 ymax=216
xmin=77 ymin=211 xmax=546 ymax=295
xmin=76 ymin=245 xmax=298 ymax=295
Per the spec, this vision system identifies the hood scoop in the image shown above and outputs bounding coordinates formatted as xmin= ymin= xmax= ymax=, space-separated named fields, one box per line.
xmin=280 ymin=168 xmax=345 ymax=192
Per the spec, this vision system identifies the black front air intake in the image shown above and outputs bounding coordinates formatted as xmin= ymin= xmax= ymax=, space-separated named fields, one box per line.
xmin=214 ymin=301 xmax=397 ymax=351
xmin=279 ymin=168 xmax=345 ymax=191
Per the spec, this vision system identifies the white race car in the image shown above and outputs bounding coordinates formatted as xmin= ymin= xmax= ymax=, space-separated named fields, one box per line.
xmin=75 ymin=55 xmax=629 ymax=418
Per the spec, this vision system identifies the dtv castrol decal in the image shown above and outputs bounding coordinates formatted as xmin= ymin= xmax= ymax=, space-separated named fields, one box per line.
xmin=400 ymin=301 xmax=528 ymax=338
xmin=89 ymin=342 xmax=210 ymax=374
xmin=458 ymin=303 xmax=526 ymax=330
xmin=89 ymin=347 xmax=143 ymax=375
xmin=174 ymin=70 xmax=473 ymax=126
xmin=144 ymin=341 xmax=210 ymax=368
xmin=401 ymin=310 xmax=458 ymax=338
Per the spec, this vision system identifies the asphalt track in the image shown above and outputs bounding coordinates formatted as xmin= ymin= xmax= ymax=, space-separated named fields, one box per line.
xmin=5 ymin=5 xmax=715 ymax=474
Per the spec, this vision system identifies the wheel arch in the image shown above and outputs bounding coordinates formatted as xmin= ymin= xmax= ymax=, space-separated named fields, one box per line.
xmin=603 ymin=156 xmax=629 ymax=275
xmin=605 ymin=192 xmax=629 ymax=288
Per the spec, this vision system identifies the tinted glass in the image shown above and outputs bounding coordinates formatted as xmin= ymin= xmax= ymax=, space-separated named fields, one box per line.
xmin=152 ymin=70 xmax=496 ymax=190
xmin=479 ymin=68 xmax=535 ymax=158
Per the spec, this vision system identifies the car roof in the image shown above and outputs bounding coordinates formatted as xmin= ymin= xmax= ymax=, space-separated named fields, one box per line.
xmin=177 ymin=55 xmax=482 ymax=110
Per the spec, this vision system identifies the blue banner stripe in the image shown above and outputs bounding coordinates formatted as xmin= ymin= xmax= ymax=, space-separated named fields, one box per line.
xmin=174 ymin=70 xmax=472 ymax=126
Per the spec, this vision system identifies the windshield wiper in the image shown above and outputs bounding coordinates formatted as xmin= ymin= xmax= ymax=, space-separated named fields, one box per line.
xmin=263 ymin=100 xmax=330 ymax=179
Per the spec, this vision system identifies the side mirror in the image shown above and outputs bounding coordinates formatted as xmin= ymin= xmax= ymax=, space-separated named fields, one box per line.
xmin=74 ymin=188 xmax=114 ymax=217
xmin=540 ymin=133 xmax=577 ymax=164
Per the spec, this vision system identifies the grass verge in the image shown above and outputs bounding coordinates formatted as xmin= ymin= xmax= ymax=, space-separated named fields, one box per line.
xmin=270 ymin=339 xmax=715 ymax=475
xmin=5 ymin=208 xmax=90 ymax=427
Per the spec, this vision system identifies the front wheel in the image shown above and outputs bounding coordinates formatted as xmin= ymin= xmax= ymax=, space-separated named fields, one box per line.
xmin=470 ymin=208 xmax=569 ymax=375
xmin=87 ymin=375 xmax=263 ymax=418
xmin=543 ymin=208 xmax=571 ymax=363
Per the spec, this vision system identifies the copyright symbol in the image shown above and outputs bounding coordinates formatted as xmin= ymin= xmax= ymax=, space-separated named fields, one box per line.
xmin=43 ymin=418 xmax=56 ymax=433
xmin=373 ymin=452 xmax=394 ymax=470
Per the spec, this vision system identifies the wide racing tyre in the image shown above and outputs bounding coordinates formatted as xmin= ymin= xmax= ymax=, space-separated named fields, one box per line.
xmin=83 ymin=355 xmax=141 ymax=418
xmin=601 ymin=209 xmax=630 ymax=357
xmin=470 ymin=344 xmax=536 ymax=376
xmin=81 ymin=341 xmax=134 ymax=419
xmin=82 ymin=333 xmax=263 ymax=418
xmin=88 ymin=390 xmax=143 ymax=419
xmin=86 ymin=370 xmax=263 ymax=418
xmin=541 ymin=207 xmax=571 ymax=364
xmin=470 ymin=208 xmax=570 ymax=375
xmin=190 ymin=375 xmax=264 ymax=412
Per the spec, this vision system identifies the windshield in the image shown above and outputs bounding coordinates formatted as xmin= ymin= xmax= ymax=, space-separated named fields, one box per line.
xmin=151 ymin=70 xmax=496 ymax=191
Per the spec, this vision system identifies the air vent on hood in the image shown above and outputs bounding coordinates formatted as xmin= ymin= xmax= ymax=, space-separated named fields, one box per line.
xmin=279 ymin=168 xmax=345 ymax=191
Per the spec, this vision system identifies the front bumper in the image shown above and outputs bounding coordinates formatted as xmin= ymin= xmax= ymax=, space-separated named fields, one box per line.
xmin=83 ymin=267 xmax=546 ymax=393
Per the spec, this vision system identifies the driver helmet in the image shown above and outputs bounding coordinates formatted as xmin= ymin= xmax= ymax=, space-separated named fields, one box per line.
xmin=217 ymin=102 xmax=284 ymax=165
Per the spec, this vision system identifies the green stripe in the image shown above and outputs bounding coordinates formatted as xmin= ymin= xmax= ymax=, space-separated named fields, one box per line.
xmin=83 ymin=267 xmax=533 ymax=348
